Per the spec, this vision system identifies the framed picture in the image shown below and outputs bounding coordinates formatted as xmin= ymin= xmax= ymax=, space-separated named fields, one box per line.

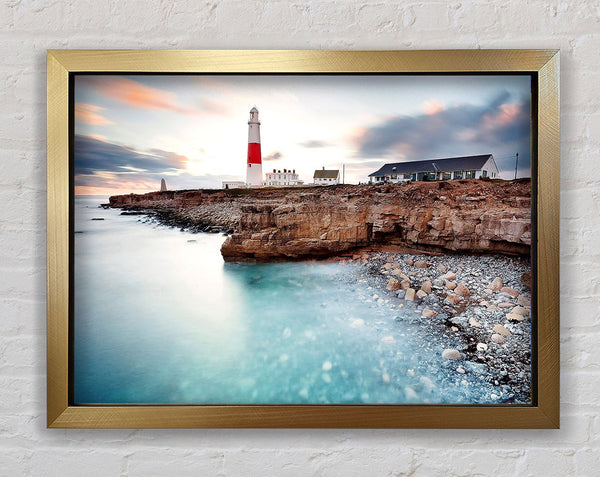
xmin=47 ymin=50 xmax=559 ymax=428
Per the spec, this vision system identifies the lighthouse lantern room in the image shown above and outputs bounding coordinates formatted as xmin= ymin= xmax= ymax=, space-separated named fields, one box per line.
xmin=246 ymin=107 xmax=263 ymax=187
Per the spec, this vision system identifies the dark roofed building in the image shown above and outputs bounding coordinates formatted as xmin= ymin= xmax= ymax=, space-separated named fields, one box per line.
xmin=314 ymin=167 xmax=340 ymax=185
xmin=368 ymin=154 xmax=499 ymax=183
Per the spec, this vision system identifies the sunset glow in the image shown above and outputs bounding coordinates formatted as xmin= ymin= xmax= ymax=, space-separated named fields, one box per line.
xmin=74 ymin=75 xmax=532 ymax=196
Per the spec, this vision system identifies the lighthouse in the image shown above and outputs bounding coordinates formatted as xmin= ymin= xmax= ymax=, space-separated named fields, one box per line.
xmin=246 ymin=107 xmax=263 ymax=187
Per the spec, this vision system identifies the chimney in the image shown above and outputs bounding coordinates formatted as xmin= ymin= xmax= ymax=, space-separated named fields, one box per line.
xmin=322 ymin=166 xmax=325 ymax=170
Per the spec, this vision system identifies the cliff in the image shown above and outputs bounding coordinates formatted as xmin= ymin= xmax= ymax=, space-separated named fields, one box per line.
xmin=109 ymin=179 xmax=531 ymax=261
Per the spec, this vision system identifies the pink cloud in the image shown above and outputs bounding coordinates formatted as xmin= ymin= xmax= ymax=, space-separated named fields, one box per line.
xmin=422 ymin=99 xmax=446 ymax=115
xmin=87 ymin=77 xmax=196 ymax=115
xmin=75 ymin=104 xmax=114 ymax=125
xmin=482 ymin=103 xmax=526 ymax=131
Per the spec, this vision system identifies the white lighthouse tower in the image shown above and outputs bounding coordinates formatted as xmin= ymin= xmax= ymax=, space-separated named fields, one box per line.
xmin=246 ymin=107 xmax=263 ymax=187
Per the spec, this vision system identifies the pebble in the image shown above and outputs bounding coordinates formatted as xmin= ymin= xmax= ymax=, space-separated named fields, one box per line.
xmin=416 ymin=290 xmax=427 ymax=299
xmin=382 ymin=373 xmax=391 ymax=384
xmin=500 ymin=286 xmax=519 ymax=297
xmin=414 ymin=260 xmax=428 ymax=268
xmin=322 ymin=360 xmax=333 ymax=371
xmin=442 ymin=271 xmax=457 ymax=281
xmin=419 ymin=376 xmax=436 ymax=392
xmin=518 ymin=295 xmax=531 ymax=307
xmin=491 ymin=277 xmax=503 ymax=291
xmin=456 ymin=366 xmax=466 ymax=374
xmin=422 ymin=308 xmax=438 ymax=318
xmin=476 ymin=343 xmax=488 ymax=352
xmin=451 ymin=326 xmax=459 ymax=332
xmin=407 ymin=369 xmax=415 ymax=377
xmin=387 ymin=277 xmax=401 ymax=290
xmin=491 ymin=333 xmax=506 ymax=344
xmin=405 ymin=259 xmax=414 ymax=266
xmin=493 ymin=324 xmax=512 ymax=336
xmin=420 ymin=280 xmax=432 ymax=293
xmin=445 ymin=281 xmax=457 ymax=290
xmin=404 ymin=386 xmax=419 ymax=401
xmin=498 ymin=302 xmax=514 ymax=308
xmin=405 ymin=288 xmax=416 ymax=301
xmin=437 ymin=264 xmax=447 ymax=272
xmin=468 ymin=317 xmax=481 ymax=327
xmin=442 ymin=349 xmax=462 ymax=360
xmin=511 ymin=305 xmax=529 ymax=316
xmin=400 ymin=279 xmax=411 ymax=290
xmin=455 ymin=283 xmax=471 ymax=296
xmin=446 ymin=293 xmax=462 ymax=305
xmin=350 ymin=318 xmax=364 ymax=327
xmin=382 ymin=335 xmax=395 ymax=344
xmin=506 ymin=312 xmax=525 ymax=322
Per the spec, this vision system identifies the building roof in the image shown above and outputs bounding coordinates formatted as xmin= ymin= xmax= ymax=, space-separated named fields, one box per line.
xmin=314 ymin=169 xmax=340 ymax=179
xmin=368 ymin=154 xmax=495 ymax=177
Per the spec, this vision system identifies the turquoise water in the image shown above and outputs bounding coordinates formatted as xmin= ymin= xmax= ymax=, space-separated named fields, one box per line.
xmin=74 ymin=197 xmax=494 ymax=404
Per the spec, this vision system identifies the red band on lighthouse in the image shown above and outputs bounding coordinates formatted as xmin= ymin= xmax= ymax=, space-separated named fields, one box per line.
xmin=247 ymin=142 xmax=262 ymax=164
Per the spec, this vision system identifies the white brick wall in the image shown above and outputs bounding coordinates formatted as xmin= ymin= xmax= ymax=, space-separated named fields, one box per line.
xmin=0 ymin=1 xmax=598 ymax=475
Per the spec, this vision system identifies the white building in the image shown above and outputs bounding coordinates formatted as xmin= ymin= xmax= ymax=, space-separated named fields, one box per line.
xmin=368 ymin=154 xmax=500 ymax=184
xmin=222 ymin=180 xmax=246 ymax=189
xmin=313 ymin=168 xmax=340 ymax=185
xmin=264 ymin=168 xmax=304 ymax=187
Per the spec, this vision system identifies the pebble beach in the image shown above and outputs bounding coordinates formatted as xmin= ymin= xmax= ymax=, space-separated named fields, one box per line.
xmin=341 ymin=250 xmax=533 ymax=404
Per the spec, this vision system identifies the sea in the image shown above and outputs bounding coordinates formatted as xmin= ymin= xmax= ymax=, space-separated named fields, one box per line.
xmin=74 ymin=196 xmax=498 ymax=404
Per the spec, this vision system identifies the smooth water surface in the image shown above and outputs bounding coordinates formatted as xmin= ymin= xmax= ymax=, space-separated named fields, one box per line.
xmin=74 ymin=196 xmax=496 ymax=404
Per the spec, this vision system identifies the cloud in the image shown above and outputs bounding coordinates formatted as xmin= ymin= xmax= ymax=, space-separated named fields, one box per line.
xmin=75 ymin=103 xmax=114 ymax=125
xmin=79 ymin=77 xmax=197 ymax=115
xmin=354 ymin=91 xmax=531 ymax=174
xmin=299 ymin=140 xmax=330 ymax=148
xmin=75 ymin=135 xmax=188 ymax=177
xmin=74 ymin=135 xmax=238 ymax=193
xmin=263 ymin=151 xmax=283 ymax=161
xmin=422 ymin=99 xmax=445 ymax=115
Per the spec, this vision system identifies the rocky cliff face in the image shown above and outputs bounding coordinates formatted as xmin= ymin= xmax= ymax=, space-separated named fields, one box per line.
xmin=109 ymin=179 xmax=531 ymax=261
xmin=220 ymin=180 xmax=531 ymax=261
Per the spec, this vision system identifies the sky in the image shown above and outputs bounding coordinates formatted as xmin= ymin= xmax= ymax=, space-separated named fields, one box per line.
xmin=74 ymin=74 xmax=532 ymax=196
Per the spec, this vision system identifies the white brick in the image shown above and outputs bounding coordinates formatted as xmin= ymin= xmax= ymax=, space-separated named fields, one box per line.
xmin=520 ymin=449 xmax=577 ymax=476
xmin=30 ymin=451 xmax=122 ymax=477
xmin=127 ymin=449 xmax=223 ymax=476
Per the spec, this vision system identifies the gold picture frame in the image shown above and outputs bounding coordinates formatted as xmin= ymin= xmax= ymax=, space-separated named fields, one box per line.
xmin=47 ymin=49 xmax=559 ymax=428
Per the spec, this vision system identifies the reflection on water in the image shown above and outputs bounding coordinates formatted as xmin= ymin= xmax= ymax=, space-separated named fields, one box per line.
xmin=74 ymin=197 xmax=496 ymax=404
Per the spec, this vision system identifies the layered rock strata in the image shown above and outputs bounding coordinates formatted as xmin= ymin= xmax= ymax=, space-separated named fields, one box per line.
xmin=109 ymin=179 xmax=531 ymax=261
